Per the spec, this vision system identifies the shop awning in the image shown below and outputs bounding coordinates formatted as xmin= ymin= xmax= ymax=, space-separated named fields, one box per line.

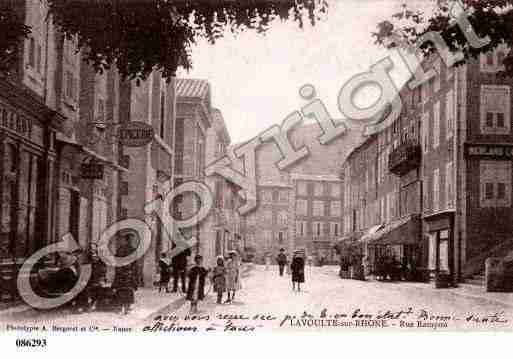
xmin=362 ymin=214 xmax=421 ymax=246
xmin=360 ymin=224 xmax=386 ymax=243
xmin=56 ymin=134 xmax=128 ymax=173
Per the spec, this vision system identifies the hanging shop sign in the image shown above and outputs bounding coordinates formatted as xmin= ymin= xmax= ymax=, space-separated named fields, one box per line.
xmin=118 ymin=121 xmax=154 ymax=147
xmin=80 ymin=163 xmax=104 ymax=179
xmin=465 ymin=143 xmax=513 ymax=160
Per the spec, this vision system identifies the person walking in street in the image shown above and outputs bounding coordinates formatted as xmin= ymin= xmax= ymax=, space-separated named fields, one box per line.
xmin=158 ymin=253 xmax=171 ymax=293
xmin=171 ymin=246 xmax=191 ymax=293
xmin=276 ymin=248 xmax=287 ymax=276
xmin=112 ymin=233 xmax=139 ymax=315
xmin=291 ymin=251 xmax=305 ymax=292
xmin=186 ymin=255 xmax=208 ymax=313
xmin=225 ymin=251 xmax=240 ymax=303
xmin=212 ymin=256 xmax=226 ymax=304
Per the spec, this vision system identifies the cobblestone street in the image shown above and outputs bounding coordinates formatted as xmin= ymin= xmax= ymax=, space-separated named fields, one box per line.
xmin=2 ymin=265 xmax=512 ymax=332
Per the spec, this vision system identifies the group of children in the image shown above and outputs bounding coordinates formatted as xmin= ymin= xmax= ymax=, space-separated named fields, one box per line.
xmin=182 ymin=251 xmax=241 ymax=313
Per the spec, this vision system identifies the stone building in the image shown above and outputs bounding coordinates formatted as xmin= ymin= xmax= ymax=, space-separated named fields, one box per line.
xmin=341 ymin=45 xmax=513 ymax=284
xmin=240 ymin=122 xmax=362 ymax=263
xmin=118 ymin=71 xmax=175 ymax=287
xmin=0 ymin=1 xmax=128 ymax=300
xmin=291 ymin=173 xmax=343 ymax=264
xmin=245 ymin=177 xmax=293 ymax=262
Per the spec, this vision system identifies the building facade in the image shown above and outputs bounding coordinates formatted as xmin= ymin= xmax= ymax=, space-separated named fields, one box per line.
xmin=245 ymin=178 xmax=293 ymax=262
xmin=341 ymin=45 xmax=513 ymax=284
xmin=292 ymin=174 xmax=343 ymax=264
xmin=0 ymin=1 xmax=128 ymax=300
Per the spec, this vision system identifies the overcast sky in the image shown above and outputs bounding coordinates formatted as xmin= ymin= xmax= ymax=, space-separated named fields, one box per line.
xmin=178 ymin=0 xmax=434 ymax=144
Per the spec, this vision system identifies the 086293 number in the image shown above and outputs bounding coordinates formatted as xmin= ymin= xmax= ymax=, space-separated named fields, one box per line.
xmin=15 ymin=338 xmax=47 ymax=348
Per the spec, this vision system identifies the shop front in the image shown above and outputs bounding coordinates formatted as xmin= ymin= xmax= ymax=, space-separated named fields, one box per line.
xmin=55 ymin=134 xmax=127 ymax=253
xmin=423 ymin=210 xmax=455 ymax=287
xmin=361 ymin=214 xmax=423 ymax=281
xmin=0 ymin=82 xmax=63 ymax=302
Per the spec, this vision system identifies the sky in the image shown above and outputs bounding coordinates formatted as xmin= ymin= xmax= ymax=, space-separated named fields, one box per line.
xmin=178 ymin=0 xmax=434 ymax=144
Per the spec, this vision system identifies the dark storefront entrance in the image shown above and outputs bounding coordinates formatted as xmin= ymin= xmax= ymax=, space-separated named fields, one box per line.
xmin=424 ymin=211 xmax=455 ymax=285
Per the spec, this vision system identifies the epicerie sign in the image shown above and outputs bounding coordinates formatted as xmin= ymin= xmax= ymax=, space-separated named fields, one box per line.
xmin=118 ymin=121 xmax=154 ymax=147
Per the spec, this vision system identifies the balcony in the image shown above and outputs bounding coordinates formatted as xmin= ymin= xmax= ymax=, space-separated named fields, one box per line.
xmin=388 ymin=140 xmax=421 ymax=176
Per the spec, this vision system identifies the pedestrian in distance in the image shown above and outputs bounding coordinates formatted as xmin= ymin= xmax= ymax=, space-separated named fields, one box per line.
xmin=158 ymin=253 xmax=171 ymax=293
xmin=264 ymin=253 xmax=271 ymax=271
xmin=276 ymin=248 xmax=287 ymax=277
xmin=225 ymin=251 xmax=240 ymax=303
xmin=291 ymin=251 xmax=305 ymax=292
xmin=186 ymin=254 xmax=208 ymax=313
xmin=212 ymin=256 xmax=227 ymax=304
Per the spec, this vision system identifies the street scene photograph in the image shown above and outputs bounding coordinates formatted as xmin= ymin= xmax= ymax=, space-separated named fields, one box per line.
xmin=1 ymin=0 xmax=513 ymax=347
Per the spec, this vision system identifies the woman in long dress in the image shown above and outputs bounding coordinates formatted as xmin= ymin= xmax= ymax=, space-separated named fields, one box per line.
xmin=224 ymin=251 xmax=240 ymax=303
xmin=291 ymin=252 xmax=305 ymax=292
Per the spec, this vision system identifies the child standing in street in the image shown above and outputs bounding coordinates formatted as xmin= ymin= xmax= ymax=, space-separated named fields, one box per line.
xmin=186 ymin=255 xmax=208 ymax=313
xmin=225 ymin=251 xmax=240 ymax=303
xmin=212 ymin=256 xmax=226 ymax=304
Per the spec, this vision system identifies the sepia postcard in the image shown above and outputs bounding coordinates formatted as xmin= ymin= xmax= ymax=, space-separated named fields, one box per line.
xmin=1 ymin=0 xmax=513 ymax=354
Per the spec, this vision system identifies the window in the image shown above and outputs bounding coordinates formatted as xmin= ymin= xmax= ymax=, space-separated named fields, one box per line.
xmin=498 ymin=183 xmax=506 ymax=199
xmin=64 ymin=70 xmax=78 ymax=103
xmin=278 ymin=190 xmax=288 ymax=203
xmin=297 ymin=181 xmax=307 ymax=196
xmin=424 ymin=176 xmax=430 ymax=210
xmin=380 ymin=196 xmax=386 ymax=223
xmin=422 ymin=112 xmax=429 ymax=154
xmin=29 ymin=38 xmax=36 ymax=68
xmin=485 ymin=183 xmax=494 ymax=199
xmin=387 ymin=192 xmax=393 ymax=221
xmin=446 ymin=89 xmax=454 ymax=139
xmin=330 ymin=201 xmax=341 ymax=217
xmin=313 ymin=200 xmax=324 ymax=217
xmin=263 ymin=230 xmax=272 ymax=246
xmin=96 ymin=98 xmax=105 ymax=122
xmin=159 ymin=91 xmax=166 ymax=138
xmin=330 ymin=222 xmax=340 ymax=237
xmin=480 ymin=161 xmax=511 ymax=207
xmin=263 ymin=210 xmax=273 ymax=223
xmin=331 ymin=183 xmax=341 ymax=197
xmin=433 ymin=101 xmax=440 ymax=148
xmin=445 ymin=162 xmax=454 ymax=209
xmin=421 ymin=81 xmax=429 ymax=105
xmin=313 ymin=222 xmax=322 ymax=237
xmin=480 ymin=45 xmax=509 ymax=72
xmin=433 ymin=168 xmax=440 ymax=212
xmin=278 ymin=211 xmax=288 ymax=226
xmin=261 ymin=190 xmax=273 ymax=203
xmin=480 ymin=85 xmax=511 ymax=134
xmin=433 ymin=59 xmax=441 ymax=93
xmin=314 ymin=183 xmax=324 ymax=196
xmin=296 ymin=221 xmax=306 ymax=236
xmin=296 ymin=199 xmax=307 ymax=216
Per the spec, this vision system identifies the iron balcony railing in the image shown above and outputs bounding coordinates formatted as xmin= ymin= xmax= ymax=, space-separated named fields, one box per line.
xmin=388 ymin=139 xmax=421 ymax=175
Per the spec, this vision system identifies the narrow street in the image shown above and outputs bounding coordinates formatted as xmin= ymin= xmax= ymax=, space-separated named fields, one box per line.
xmin=4 ymin=265 xmax=512 ymax=332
